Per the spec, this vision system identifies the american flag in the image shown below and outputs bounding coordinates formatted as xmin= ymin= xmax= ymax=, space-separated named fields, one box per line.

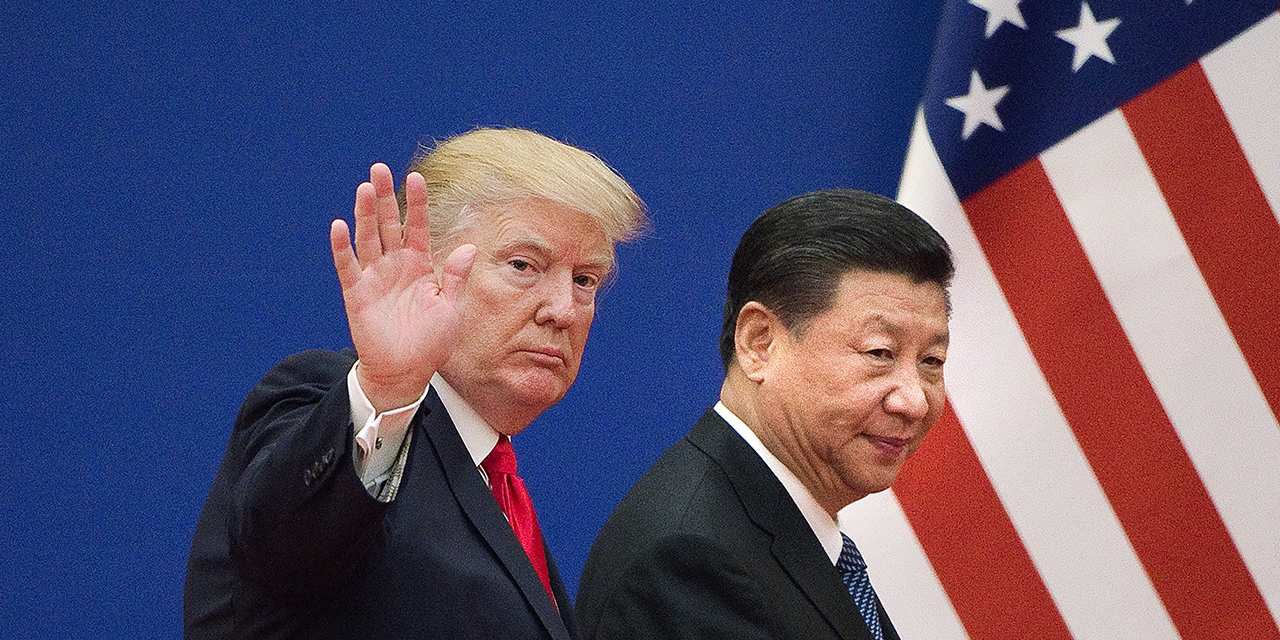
xmin=840 ymin=2 xmax=1280 ymax=638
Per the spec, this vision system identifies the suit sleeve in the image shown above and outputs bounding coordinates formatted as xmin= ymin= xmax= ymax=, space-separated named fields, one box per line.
xmin=588 ymin=534 xmax=779 ymax=640
xmin=226 ymin=349 xmax=392 ymax=599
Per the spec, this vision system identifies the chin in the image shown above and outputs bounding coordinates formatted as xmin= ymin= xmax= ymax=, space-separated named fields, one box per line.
xmin=504 ymin=370 xmax=572 ymax=410
xmin=841 ymin=468 xmax=903 ymax=498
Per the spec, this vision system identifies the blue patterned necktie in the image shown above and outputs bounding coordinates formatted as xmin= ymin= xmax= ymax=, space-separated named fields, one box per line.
xmin=838 ymin=533 xmax=884 ymax=640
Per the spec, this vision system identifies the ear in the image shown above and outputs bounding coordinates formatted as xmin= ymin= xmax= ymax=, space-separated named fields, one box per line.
xmin=734 ymin=301 xmax=785 ymax=383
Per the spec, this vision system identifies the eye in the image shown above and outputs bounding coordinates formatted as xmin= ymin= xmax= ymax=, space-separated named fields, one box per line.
xmin=866 ymin=348 xmax=893 ymax=360
xmin=509 ymin=259 xmax=531 ymax=271
xmin=573 ymin=274 xmax=598 ymax=288
xmin=922 ymin=355 xmax=946 ymax=367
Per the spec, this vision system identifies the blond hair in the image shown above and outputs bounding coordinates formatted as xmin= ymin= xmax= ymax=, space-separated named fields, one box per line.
xmin=398 ymin=127 xmax=647 ymax=261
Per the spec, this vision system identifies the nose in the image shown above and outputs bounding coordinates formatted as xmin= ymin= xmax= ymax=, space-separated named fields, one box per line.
xmin=884 ymin=365 xmax=930 ymax=421
xmin=534 ymin=270 xmax=577 ymax=329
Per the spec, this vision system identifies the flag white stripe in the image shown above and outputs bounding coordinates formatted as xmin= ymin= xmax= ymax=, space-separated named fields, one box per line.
xmin=1202 ymin=12 xmax=1280 ymax=225
xmin=1043 ymin=107 xmax=1280 ymax=626
xmin=899 ymin=112 xmax=1179 ymax=640
xmin=840 ymin=491 xmax=969 ymax=640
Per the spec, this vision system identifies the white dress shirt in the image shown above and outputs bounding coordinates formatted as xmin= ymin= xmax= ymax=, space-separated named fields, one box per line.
xmin=347 ymin=362 xmax=500 ymax=500
xmin=714 ymin=401 xmax=843 ymax=566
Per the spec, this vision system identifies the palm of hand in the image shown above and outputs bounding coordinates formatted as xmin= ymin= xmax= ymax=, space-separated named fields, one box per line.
xmin=345 ymin=250 xmax=458 ymax=382
xmin=329 ymin=163 xmax=475 ymax=410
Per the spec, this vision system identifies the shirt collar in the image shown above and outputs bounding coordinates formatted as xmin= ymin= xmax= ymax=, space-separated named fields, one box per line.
xmin=431 ymin=372 xmax=500 ymax=468
xmin=714 ymin=401 xmax=843 ymax=565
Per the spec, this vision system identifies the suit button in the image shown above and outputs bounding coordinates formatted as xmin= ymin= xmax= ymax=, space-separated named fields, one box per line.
xmin=322 ymin=448 xmax=335 ymax=464
xmin=312 ymin=461 xmax=324 ymax=475
xmin=303 ymin=469 xmax=315 ymax=486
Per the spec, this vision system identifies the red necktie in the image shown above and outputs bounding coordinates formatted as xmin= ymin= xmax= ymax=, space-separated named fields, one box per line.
xmin=481 ymin=435 xmax=556 ymax=604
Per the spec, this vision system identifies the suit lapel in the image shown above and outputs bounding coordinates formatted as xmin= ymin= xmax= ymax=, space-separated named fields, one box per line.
xmin=771 ymin=527 xmax=873 ymax=640
xmin=416 ymin=392 xmax=571 ymax=640
xmin=878 ymin=600 xmax=901 ymax=640
xmin=546 ymin=542 xmax=580 ymax=638
xmin=687 ymin=409 xmax=874 ymax=640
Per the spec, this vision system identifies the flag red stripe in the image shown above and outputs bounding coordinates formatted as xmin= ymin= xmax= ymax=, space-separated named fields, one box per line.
xmin=1122 ymin=62 xmax=1280 ymax=425
xmin=894 ymin=405 xmax=1072 ymax=639
xmin=963 ymin=160 xmax=1279 ymax=639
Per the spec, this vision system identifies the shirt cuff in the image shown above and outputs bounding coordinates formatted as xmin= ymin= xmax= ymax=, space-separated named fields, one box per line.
xmin=347 ymin=361 xmax=429 ymax=491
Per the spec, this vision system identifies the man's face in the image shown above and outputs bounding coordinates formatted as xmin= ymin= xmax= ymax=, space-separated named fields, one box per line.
xmin=756 ymin=270 xmax=950 ymax=508
xmin=439 ymin=198 xmax=612 ymax=434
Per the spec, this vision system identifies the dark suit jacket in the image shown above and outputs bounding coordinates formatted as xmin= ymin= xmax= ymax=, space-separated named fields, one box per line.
xmin=576 ymin=408 xmax=899 ymax=640
xmin=184 ymin=349 xmax=575 ymax=639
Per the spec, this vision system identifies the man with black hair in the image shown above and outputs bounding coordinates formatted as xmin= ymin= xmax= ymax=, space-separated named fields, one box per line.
xmin=576 ymin=189 xmax=953 ymax=640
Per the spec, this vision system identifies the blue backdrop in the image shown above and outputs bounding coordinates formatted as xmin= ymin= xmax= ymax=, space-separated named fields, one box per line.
xmin=2 ymin=2 xmax=942 ymax=637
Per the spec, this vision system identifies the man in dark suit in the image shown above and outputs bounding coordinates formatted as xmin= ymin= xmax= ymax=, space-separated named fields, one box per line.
xmin=184 ymin=127 xmax=646 ymax=639
xmin=577 ymin=190 xmax=953 ymax=639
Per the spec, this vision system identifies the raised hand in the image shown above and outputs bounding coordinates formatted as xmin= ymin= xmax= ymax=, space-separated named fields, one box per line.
xmin=329 ymin=163 xmax=476 ymax=412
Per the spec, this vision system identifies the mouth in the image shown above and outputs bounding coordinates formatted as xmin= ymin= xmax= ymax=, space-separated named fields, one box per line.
xmin=521 ymin=347 xmax=567 ymax=367
xmin=866 ymin=435 xmax=909 ymax=457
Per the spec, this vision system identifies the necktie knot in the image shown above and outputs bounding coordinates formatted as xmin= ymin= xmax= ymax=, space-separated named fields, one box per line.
xmin=837 ymin=533 xmax=868 ymax=573
xmin=482 ymin=435 xmax=518 ymax=476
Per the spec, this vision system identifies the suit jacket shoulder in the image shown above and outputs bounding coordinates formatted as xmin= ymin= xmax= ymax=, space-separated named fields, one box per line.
xmin=185 ymin=349 xmax=576 ymax=640
xmin=577 ymin=408 xmax=889 ymax=640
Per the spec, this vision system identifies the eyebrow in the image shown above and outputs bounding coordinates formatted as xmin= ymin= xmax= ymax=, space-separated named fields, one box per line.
xmin=495 ymin=237 xmax=554 ymax=257
xmin=494 ymin=237 xmax=614 ymax=272
xmin=864 ymin=315 xmax=950 ymax=346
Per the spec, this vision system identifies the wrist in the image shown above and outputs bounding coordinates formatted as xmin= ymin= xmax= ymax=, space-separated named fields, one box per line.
xmin=355 ymin=363 xmax=431 ymax=414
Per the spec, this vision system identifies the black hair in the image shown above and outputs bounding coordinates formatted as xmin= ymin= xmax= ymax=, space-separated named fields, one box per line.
xmin=719 ymin=189 xmax=954 ymax=371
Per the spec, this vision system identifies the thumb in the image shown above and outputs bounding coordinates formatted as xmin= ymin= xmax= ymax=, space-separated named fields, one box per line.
xmin=439 ymin=244 xmax=477 ymax=303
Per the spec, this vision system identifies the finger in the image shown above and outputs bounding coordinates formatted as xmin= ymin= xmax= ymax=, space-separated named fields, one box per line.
xmin=438 ymin=243 xmax=477 ymax=304
xmin=370 ymin=162 xmax=401 ymax=253
xmin=402 ymin=171 xmax=432 ymax=257
xmin=353 ymin=181 xmax=379 ymax=268
xmin=402 ymin=171 xmax=432 ymax=279
xmin=330 ymin=219 xmax=361 ymax=290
